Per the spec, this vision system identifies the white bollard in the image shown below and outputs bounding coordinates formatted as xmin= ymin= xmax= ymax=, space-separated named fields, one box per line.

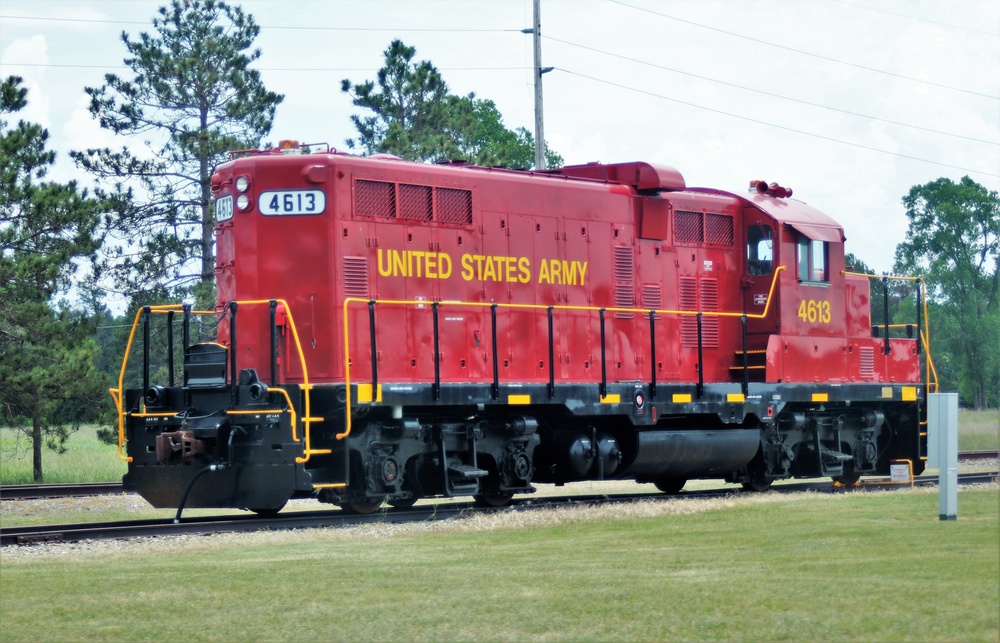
xmin=928 ymin=393 xmax=959 ymax=520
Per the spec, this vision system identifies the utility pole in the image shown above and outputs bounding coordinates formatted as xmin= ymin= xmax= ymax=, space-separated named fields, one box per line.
xmin=523 ymin=0 xmax=553 ymax=169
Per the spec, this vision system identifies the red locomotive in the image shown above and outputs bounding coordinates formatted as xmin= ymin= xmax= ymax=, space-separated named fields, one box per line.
xmin=111 ymin=142 xmax=932 ymax=514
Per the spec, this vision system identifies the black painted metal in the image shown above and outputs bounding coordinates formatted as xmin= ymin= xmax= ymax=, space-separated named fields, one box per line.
xmin=182 ymin=303 xmax=191 ymax=353
xmin=432 ymin=301 xmax=441 ymax=401
xmin=882 ymin=275 xmax=891 ymax=355
xmin=269 ymin=300 xmax=279 ymax=385
xmin=167 ymin=310 xmax=175 ymax=387
xmin=916 ymin=281 xmax=923 ymax=355
xmin=547 ymin=306 xmax=555 ymax=399
xmin=741 ymin=315 xmax=749 ymax=396
xmin=368 ymin=300 xmax=378 ymax=392
xmin=599 ymin=308 xmax=607 ymax=398
xmin=142 ymin=307 xmax=150 ymax=394
xmin=229 ymin=302 xmax=238 ymax=404
xmin=696 ymin=312 xmax=704 ymax=399
xmin=648 ymin=310 xmax=657 ymax=400
xmin=490 ymin=303 xmax=499 ymax=400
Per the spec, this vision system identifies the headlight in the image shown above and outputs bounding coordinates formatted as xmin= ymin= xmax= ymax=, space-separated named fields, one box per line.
xmin=235 ymin=176 xmax=249 ymax=192
xmin=237 ymin=194 xmax=250 ymax=211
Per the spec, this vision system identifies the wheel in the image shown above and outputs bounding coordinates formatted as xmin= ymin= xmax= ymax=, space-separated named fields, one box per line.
xmin=833 ymin=474 xmax=861 ymax=486
xmin=388 ymin=494 xmax=419 ymax=509
xmin=249 ymin=503 xmax=286 ymax=517
xmin=340 ymin=500 xmax=383 ymax=515
xmin=654 ymin=477 xmax=686 ymax=495
xmin=473 ymin=493 xmax=513 ymax=508
xmin=741 ymin=479 xmax=773 ymax=492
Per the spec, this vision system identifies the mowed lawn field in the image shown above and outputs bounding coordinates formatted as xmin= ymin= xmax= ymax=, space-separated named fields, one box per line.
xmin=1 ymin=487 xmax=997 ymax=642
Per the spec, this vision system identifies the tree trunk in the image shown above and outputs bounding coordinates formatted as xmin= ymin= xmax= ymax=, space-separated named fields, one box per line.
xmin=32 ymin=418 xmax=43 ymax=483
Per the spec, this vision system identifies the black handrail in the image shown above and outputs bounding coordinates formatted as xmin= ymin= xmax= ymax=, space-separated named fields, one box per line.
xmin=547 ymin=306 xmax=555 ymax=399
xmin=229 ymin=301 xmax=238 ymax=404
xmin=599 ymin=308 xmax=607 ymax=398
xmin=269 ymin=300 xmax=279 ymax=385
xmin=367 ymin=300 xmax=378 ymax=393
xmin=490 ymin=303 xmax=499 ymax=400
xmin=648 ymin=310 xmax=657 ymax=400
xmin=432 ymin=301 xmax=441 ymax=401
xmin=167 ymin=310 xmax=175 ymax=387
xmin=696 ymin=312 xmax=705 ymax=399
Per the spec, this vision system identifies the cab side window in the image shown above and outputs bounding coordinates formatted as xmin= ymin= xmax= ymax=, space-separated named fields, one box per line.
xmin=797 ymin=235 xmax=828 ymax=282
xmin=746 ymin=224 xmax=773 ymax=276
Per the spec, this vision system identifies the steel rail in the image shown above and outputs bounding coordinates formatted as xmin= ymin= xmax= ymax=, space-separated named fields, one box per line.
xmin=0 ymin=482 xmax=126 ymax=501
xmin=3 ymin=472 xmax=995 ymax=547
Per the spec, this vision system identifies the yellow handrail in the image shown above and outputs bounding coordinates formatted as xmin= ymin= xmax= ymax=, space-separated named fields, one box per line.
xmin=841 ymin=271 xmax=938 ymax=393
xmin=109 ymin=300 xmax=327 ymax=465
xmin=339 ymin=267 xmax=787 ymax=440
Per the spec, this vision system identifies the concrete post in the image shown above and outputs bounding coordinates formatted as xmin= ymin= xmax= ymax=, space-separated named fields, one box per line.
xmin=928 ymin=392 xmax=959 ymax=520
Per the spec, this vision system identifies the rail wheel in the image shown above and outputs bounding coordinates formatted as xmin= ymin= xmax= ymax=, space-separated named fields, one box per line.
xmin=388 ymin=495 xmax=419 ymax=509
xmin=473 ymin=493 xmax=514 ymax=508
xmin=654 ymin=477 xmax=686 ymax=495
xmin=741 ymin=480 xmax=773 ymax=492
xmin=249 ymin=503 xmax=286 ymax=517
xmin=340 ymin=500 xmax=383 ymax=515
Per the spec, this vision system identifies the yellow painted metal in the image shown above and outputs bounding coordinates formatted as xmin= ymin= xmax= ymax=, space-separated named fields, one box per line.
xmin=600 ymin=394 xmax=621 ymax=404
xmin=672 ymin=393 xmax=692 ymax=403
xmin=901 ymin=387 xmax=918 ymax=401
xmin=727 ymin=393 xmax=745 ymax=403
xmin=811 ymin=393 xmax=829 ymax=402
xmin=508 ymin=394 xmax=532 ymax=405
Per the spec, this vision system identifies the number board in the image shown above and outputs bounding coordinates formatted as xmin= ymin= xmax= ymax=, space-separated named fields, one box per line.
xmin=215 ymin=195 xmax=233 ymax=221
xmin=259 ymin=190 xmax=326 ymax=216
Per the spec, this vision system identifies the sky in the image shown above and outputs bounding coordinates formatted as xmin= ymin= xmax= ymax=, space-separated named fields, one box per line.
xmin=1 ymin=0 xmax=998 ymax=277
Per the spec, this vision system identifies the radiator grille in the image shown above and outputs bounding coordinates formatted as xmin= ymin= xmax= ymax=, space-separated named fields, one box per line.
xmin=680 ymin=277 xmax=719 ymax=348
xmin=356 ymin=180 xmax=396 ymax=218
xmin=398 ymin=184 xmax=432 ymax=221
xmin=436 ymin=187 xmax=473 ymax=224
xmin=706 ymin=213 xmax=734 ymax=245
xmin=614 ymin=246 xmax=634 ymax=318
xmin=675 ymin=211 xmax=704 ymax=244
xmin=859 ymin=346 xmax=875 ymax=379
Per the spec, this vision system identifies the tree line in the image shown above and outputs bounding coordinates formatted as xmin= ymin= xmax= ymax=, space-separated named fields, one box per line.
xmin=1 ymin=0 xmax=996 ymax=481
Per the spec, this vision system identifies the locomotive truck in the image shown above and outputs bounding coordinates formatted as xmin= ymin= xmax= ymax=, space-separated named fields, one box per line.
xmin=111 ymin=142 xmax=934 ymax=514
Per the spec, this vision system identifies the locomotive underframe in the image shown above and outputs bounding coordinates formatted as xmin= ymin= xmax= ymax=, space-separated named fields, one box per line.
xmin=121 ymin=375 xmax=925 ymax=512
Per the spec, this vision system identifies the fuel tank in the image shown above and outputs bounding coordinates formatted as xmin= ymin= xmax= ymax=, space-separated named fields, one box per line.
xmin=620 ymin=429 xmax=760 ymax=478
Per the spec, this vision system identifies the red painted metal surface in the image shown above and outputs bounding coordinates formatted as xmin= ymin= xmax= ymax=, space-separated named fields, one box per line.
xmin=210 ymin=149 xmax=921 ymax=389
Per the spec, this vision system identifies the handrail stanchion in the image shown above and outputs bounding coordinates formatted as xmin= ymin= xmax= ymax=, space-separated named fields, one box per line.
xmin=167 ymin=310 xmax=175 ymax=387
xmin=696 ymin=312 xmax=704 ymax=399
xmin=142 ymin=307 xmax=150 ymax=395
xmin=490 ymin=303 xmax=499 ymax=400
xmin=882 ymin=275 xmax=891 ymax=355
xmin=432 ymin=301 xmax=441 ymax=401
xmin=229 ymin=302 xmax=239 ymax=405
xmin=648 ymin=310 xmax=657 ymax=400
xmin=182 ymin=303 xmax=191 ymax=352
xmin=269 ymin=300 xmax=279 ymax=385
xmin=547 ymin=306 xmax=555 ymax=399
xmin=599 ymin=308 xmax=608 ymax=398
xmin=915 ymin=281 xmax=923 ymax=355
xmin=368 ymin=300 xmax=378 ymax=393
xmin=741 ymin=314 xmax=749 ymax=397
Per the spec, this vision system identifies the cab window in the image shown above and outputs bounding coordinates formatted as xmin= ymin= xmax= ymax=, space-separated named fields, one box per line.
xmin=746 ymin=224 xmax=773 ymax=276
xmin=797 ymin=235 xmax=828 ymax=282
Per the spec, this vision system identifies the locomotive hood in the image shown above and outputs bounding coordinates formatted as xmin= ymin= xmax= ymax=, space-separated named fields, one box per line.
xmin=689 ymin=186 xmax=845 ymax=244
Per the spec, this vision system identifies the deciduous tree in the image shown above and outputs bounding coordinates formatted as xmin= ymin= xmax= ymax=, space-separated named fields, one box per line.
xmin=894 ymin=176 xmax=999 ymax=408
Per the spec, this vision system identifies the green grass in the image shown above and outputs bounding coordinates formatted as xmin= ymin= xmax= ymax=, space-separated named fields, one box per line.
xmin=1 ymin=488 xmax=997 ymax=642
xmin=959 ymin=409 xmax=1000 ymax=452
xmin=0 ymin=425 xmax=126 ymax=485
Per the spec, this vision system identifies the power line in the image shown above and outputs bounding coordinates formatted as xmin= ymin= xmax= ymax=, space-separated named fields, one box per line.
xmin=823 ymin=0 xmax=1000 ymax=38
xmin=606 ymin=0 xmax=1000 ymax=101
xmin=544 ymin=35 xmax=999 ymax=147
xmin=555 ymin=67 xmax=1000 ymax=179
xmin=0 ymin=14 xmax=522 ymax=32
xmin=0 ymin=61 xmax=527 ymax=72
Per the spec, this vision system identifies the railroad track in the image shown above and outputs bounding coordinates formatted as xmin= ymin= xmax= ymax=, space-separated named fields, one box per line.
xmin=2 ymin=471 xmax=995 ymax=547
xmin=1 ymin=450 xmax=994 ymax=501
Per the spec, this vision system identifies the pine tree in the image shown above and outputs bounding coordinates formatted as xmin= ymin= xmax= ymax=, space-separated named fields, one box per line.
xmin=0 ymin=76 xmax=108 ymax=482
xmin=73 ymin=0 xmax=283 ymax=308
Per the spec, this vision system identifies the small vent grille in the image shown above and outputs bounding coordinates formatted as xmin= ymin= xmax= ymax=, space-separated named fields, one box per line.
xmin=613 ymin=246 xmax=634 ymax=318
xmin=859 ymin=346 xmax=875 ymax=380
xmin=436 ymin=187 xmax=473 ymax=224
xmin=680 ymin=277 xmax=719 ymax=348
xmin=399 ymin=184 xmax=432 ymax=221
xmin=675 ymin=211 xmax=704 ymax=244
xmin=706 ymin=213 xmax=734 ymax=245
xmin=356 ymin=180 xmax=395 ymax=218
xmin=641 ymin=284 xmax=662 ymax=319
xmin=342 ymin=256 xmax=370 ymax=298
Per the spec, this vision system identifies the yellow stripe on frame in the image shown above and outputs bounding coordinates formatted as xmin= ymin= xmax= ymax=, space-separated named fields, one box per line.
xmin=600 ymin=394 xmax=621 ymax=404
xmin=727 ymin=393 xmax=745 ymax=403
xmin=881 ymin=387 xmax=894 ymax=399
xmin=812 ymin=393 xmax=829 ymax=402
xmin=508 ymin=394 xmax=531 ymax=405
xmin=357 ymin=383 xmax=382 ymax=404
xmin=672 ymin=393 xmax=692 ymax=404
xmin=901 ymin=387 xmax=917 ymax=401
